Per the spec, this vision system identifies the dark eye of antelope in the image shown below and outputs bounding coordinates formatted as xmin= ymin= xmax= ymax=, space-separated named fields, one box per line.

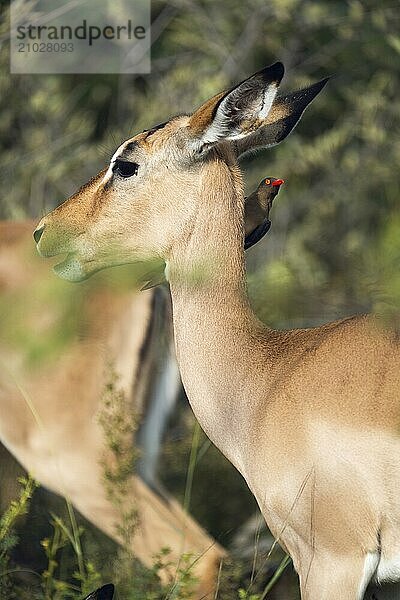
xmin=112 ymin=159 xmax=139 ymax=178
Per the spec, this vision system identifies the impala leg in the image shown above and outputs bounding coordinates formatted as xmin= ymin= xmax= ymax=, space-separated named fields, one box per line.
xmin=298 ymin=553 xmax=376 ymax=600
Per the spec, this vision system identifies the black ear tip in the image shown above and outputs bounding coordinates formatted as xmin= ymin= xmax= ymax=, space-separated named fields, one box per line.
xmin=259 ymin=61 xmax=285 ymax=85
xmin=98 ymin=583 xmax=115 ymax=599
xmin=270 ymin=61 xmax=285 ymax=77
xmin=319 ymin=76 xmax=331 ymax=87
xmin=299 ymin=76 xmax=330 ymax=102
xmin=83 ymin=584 xmax=115 ymax=600
xmin=312 ymin=76 xmax=331 ymax=94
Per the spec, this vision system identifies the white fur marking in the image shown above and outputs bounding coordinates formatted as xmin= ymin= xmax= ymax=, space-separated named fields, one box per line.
xmin=102 ymin=140 xmax=130 ymax=183
xmin=137 ymin=347 xmax=180 ymax=485
xmin=164 ymin=262 xmax=170 ymax=282
xmin=359 ymin=553 xmax=380 ymax=599
xmin=259 ymin=85 xmax=279 ymax=118
xmin=202 ymin=83 xmax=278 ymax=145
xmin=376 ymin=554 xmax=400 ymax=584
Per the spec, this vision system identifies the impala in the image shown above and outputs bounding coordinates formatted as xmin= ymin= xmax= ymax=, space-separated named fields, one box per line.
xmin=0 ymin=184 xmax=278 ymax=597
xmin=34 ymin=62 xmax=400 ymax=599
xmin=0 ymin=222 xmax=222 ymax=597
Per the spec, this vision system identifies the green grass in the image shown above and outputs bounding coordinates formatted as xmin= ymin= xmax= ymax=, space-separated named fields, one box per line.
xmin=0 ymin=464 xmax=293 ymax=600
xmin=0 ymin=369 xmax=294 ymax=599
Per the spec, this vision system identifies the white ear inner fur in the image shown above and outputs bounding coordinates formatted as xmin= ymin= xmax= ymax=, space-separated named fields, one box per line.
xmin=202 ymin=82 xmax=278 ymax=145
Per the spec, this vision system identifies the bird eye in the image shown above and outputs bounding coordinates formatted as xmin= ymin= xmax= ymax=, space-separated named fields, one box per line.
xmin=112 ymin=159 xmax=139 ymax=178
xmin=265 ymin=178 xmax=271 ymax=185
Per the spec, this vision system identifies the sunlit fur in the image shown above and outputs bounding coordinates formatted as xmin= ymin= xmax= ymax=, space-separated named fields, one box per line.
xmin=35 ymin=65 xmax=400 ymax=599
xmin=0 ymin=223 xmax=223 ymax=597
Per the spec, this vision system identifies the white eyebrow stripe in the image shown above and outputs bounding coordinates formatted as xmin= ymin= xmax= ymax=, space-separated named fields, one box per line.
xmin=102 ymin=140 xmax=131 ymax=184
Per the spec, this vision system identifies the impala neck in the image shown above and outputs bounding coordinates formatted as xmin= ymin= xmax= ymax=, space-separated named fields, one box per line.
xmin=167 ymin=156 xmax=268 ymax=470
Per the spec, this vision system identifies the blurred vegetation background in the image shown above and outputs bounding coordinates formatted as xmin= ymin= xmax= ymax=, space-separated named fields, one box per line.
xmin=1 ymin=0 xmax=399 ymax=327
xmin=0 ymin=0 xmax=400 ymax=326
xmin=0 ymin=0 xmax=400 ymax=598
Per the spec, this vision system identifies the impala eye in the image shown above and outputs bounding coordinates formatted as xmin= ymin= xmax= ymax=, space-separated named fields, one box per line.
xmin=112 ymin=159 xmax=139 ymax=178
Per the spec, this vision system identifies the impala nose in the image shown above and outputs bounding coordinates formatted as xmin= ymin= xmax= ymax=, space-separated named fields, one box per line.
xmin=33 ymin=224 xmax=45 ymax=244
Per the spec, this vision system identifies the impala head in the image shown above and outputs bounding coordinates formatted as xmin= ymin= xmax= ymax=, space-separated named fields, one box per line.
xmin=34 ymin=63 xmax=328 ymax=282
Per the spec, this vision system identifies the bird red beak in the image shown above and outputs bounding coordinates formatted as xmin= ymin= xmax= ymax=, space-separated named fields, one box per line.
xmin=272 ymin=179 xmax=285 ymax=187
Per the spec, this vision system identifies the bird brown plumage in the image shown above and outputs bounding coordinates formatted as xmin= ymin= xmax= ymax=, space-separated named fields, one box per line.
xmin=141 ymin=176 xmax=284 ymax=289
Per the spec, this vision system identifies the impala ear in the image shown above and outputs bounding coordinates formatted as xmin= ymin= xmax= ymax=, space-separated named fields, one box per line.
xmin=188 ymin=62 xmax=284 ymax=152
xmin=83 ymin=584 xmax=115 ymax=600
xmin=234 ymin=77 xmax=330 ymax=157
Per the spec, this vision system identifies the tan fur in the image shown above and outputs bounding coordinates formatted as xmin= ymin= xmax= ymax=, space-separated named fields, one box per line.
xmin=264 ymin=99 xmax=290 ymax=124
xmin=189 ymin=91 xmax=227 ymax=134
xmin=34 ymin=67 xmax=400 ymax=599
xmin=0 ymin=221 xmax=224 ymax=597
